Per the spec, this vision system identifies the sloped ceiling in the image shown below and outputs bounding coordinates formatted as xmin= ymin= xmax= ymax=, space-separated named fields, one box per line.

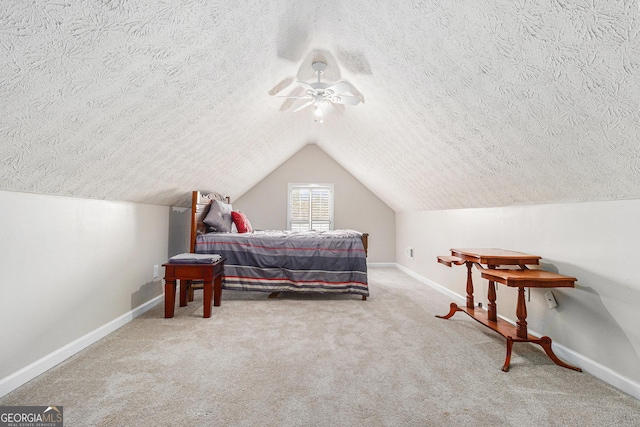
xmin=1 ymin=1 xmax=638 ymax=211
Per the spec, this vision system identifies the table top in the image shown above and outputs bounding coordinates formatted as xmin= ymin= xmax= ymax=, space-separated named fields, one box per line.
xmin=481 ymin=268 xmax=576 ymax=288
xmin=450 ymin=248 xmax=541 ymax=265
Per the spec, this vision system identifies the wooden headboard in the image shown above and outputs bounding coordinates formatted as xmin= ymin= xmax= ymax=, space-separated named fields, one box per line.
xmin=190 ymin=191 xmax=231 ymax=253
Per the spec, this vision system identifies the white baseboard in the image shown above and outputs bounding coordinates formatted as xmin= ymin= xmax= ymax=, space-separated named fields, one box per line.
xmin=548 ymin=341 xmax=640 ymax=400
xmin=367 ymin=262 xmax=396 ymax=268
xmin=395 ymin=263 xmax=640 ymax=400
xmin=396 ymin=263 xmax=465 ymax=304
xmin=0 ymin=294 xmax=164 ymax=398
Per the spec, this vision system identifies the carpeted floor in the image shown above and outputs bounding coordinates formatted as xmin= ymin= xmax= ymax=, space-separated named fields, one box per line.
xmin=2 ymin=268 xmax=639 ymax=426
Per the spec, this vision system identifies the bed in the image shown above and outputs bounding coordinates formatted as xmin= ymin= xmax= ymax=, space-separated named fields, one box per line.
xmin=189 ymin=191 xmax=369 ymax=299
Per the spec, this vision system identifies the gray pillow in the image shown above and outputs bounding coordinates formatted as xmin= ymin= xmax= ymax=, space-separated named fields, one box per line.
xmin=203 ymin=199 xmax=233 ymax=232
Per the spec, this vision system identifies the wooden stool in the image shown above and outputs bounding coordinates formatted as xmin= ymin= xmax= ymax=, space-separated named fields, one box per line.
xmin=163 ymin=258 xmax=225 ymax=318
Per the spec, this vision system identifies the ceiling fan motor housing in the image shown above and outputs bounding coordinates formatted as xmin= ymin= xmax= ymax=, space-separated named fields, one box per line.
xmin=312 ymin=61 xmax=328 ymax=74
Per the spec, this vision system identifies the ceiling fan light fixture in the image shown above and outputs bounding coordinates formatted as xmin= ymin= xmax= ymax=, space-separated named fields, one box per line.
xmin=313 ymin=106 xmax=324 ymax=123
xmin=275 ymin=60 xmax=361 ymax=123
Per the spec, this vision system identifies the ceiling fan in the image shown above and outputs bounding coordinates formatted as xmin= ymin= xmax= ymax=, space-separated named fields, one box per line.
xmin=277 ymin=61 xmax=361 ymax=123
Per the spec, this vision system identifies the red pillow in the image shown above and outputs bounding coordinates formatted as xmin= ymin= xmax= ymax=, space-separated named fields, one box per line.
xmin=231 ymin=211 xmax=253 ymax=233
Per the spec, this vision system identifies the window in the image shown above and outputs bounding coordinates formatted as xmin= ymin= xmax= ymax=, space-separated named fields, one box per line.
xmin=288 ymin=184 xmax=334 ymax=232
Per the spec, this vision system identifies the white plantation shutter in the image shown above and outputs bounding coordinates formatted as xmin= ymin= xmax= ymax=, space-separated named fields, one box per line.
xmin=290 ymin=188 xmax=311 ymax=232
xmin=309 ymin=187 xmax=331 ymax=231
xmin=288 ymin=184 xmax=333 ymax=231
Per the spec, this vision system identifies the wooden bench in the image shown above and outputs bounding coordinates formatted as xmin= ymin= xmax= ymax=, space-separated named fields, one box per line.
xmin=163 ymin=258 xmax=225 ymax=318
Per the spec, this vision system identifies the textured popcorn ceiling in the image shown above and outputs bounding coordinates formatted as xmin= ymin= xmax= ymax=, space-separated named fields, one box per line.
xmin=0 ymin=1 xmax=639 ymax=211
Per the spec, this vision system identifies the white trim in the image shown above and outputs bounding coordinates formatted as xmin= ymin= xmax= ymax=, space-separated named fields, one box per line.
xmin=394 ymin=263 xmax=640 ymax=400
xmin=367 ymin=262 xmax=397 ymax=268
xmin=396 ymin=263 xmax=465 ymax=303
xmin=0 ymin=294 xmax=164 ymax=398
xmin=287 ymin=183 xmax=334 ymax=231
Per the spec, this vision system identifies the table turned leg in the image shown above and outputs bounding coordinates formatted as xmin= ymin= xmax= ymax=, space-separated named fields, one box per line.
xmin=516 ymin=287 xmax=528 ymax=339
xmin=203 ymin=280 xmax=213 ymax=318
xmin=465 ymin=262 xmax=474 ymax=309
xmin=487 ymin=264 xmax=497 ymax=322
xmin=502 ymin=336 xmax=514 ymax=372
xmin=436 ymin=302 xmax=463 ymax=319
xmin=536 ymin=336 xmax=582 ymax=372
xmin=164 ymin=279 xmax=176 ymax=318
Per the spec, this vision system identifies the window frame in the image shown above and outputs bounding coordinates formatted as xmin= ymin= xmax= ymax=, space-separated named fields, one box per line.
xmin=287 ymin=183 xmax=335 ymax=232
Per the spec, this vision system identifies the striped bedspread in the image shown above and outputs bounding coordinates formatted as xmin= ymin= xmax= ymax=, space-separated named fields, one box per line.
xmin=194 ymin=230 xmax=368 ymax=297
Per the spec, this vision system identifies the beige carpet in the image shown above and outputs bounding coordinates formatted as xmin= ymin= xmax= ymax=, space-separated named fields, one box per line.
xmin=2 ymin=268 xmax=640 ymax=426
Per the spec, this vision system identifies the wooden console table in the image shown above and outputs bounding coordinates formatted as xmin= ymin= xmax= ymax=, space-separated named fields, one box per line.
xmin=437 ymin=248 xmax=581 ymax=372
xmin=163 ymin=258 xmax=225 ymax=318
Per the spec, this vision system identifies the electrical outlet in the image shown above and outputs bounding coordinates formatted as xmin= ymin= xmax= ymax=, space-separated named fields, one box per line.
xmin=545 ymin=290 xmax=557 ymax=309
xmin=405 ymin=247 xmax=414 ymax=259
xmin=153 ymin=264 xmax=159 ymax=279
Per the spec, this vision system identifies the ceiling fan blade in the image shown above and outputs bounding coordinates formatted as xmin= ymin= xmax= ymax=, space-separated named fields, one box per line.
xmin=293 ymin=99 xmax=315 ymax=112
xmin=325 ymin=81 xmax=352 ymax=95
xmin=296 ymin=81 xmax=316 ymax=92
xmin=329 ymin=95 xmax=361 ymax=106
xmin=276 ymin=95 xmax=311 ymax=99
xmin=267 ymin=77 xmax=295 ymax=95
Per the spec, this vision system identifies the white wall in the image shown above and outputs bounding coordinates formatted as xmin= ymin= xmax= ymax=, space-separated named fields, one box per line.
xmin=396 ymin=199 xmax=640 ymax=393
xmin=231 ymin=143 xmax=396 ymax=263
xmin=0 ymin=190 xmax=169 ymax=392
